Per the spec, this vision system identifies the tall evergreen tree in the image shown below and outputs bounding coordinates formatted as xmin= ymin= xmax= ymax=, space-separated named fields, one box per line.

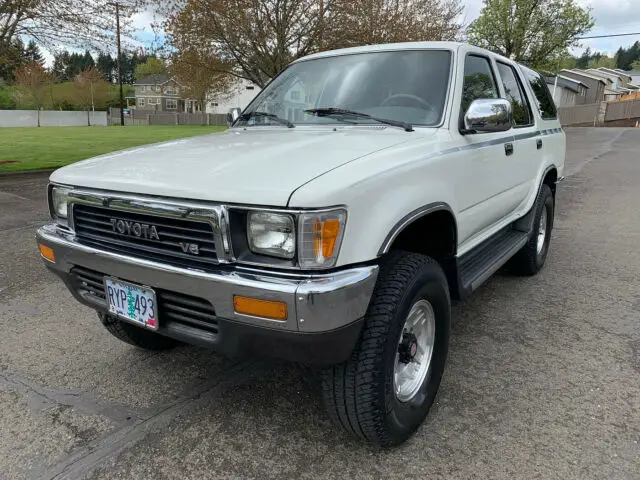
xmin=96 ymin=53 xmax=116 ymax=83
xmin=23 ymin=41 xmax=45 ymax=66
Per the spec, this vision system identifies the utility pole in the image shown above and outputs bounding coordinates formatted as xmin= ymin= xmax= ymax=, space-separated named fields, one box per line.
xmin=109 ymin=1 xmax=125 ymax=126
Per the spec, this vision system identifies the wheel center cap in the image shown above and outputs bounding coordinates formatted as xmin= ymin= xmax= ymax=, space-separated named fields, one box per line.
xmin=398 ymin=332 xmax=419 ymax=364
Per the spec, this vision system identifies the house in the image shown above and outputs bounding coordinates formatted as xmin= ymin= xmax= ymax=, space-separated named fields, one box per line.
xmin=132 ymin=74 xmax=202 ymax=113
xmin=598 ymin=68 xmax=632 ymax=88
xmin=604 ymin=89 xmax=623 ymax=101
xmin=628 ymin=72 xmax=640 ymax=88
xmin=587 ymin=68 xmax=624 ymax=90
xmin=558 ymin=70 xmax=607 ymax=104
xmin=545 ymin=75 xmax=588 ymax=106
xmin=207 ymin=78 xmax=261 ymax=114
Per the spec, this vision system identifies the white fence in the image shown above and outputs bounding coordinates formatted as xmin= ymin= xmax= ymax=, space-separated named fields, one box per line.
xmin=0 ymin=110 xmax=108 ymax=127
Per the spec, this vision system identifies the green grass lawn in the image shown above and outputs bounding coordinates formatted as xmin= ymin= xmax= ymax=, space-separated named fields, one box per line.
xmin=0 ymin=125 xmax=226 ymax=173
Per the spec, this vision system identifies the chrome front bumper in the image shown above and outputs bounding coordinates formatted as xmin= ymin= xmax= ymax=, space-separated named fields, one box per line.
xmin=37 ymin=224 xmax=378 ymax=335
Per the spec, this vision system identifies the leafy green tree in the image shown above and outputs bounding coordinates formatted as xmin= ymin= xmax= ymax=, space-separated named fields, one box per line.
xmin=467 ymin=0 xmax=594 ymax=70
xmin=632 ymin=60 xmax=640 ymax=71
xmin=134 ymin=57 xmax=167 ymax=81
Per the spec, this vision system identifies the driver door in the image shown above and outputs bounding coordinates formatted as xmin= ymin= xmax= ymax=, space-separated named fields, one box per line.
xmin=453 ymin=53 xmax=520 ymax=247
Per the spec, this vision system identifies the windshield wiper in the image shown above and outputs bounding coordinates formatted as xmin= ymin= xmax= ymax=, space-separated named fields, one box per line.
xmin=239 ymin=111 xmax=295 ymax=128
xmin=304 ymin=108 xmax=414 ymax=132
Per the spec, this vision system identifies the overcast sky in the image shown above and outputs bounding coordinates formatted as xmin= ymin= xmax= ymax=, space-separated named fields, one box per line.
xmin=43 ymin=0 xmax=640 ymax=65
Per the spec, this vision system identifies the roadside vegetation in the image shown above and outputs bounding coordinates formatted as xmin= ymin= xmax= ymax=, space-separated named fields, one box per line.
xmin=0 ymin=126 xmax=226 ymax=173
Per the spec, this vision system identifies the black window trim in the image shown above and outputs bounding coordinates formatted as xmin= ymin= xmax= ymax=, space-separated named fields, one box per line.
xmin=496 ymin=60 xmax=535 ymax=129
xmin=459 ymin=53 xmax=501 ymax=130
xmin=520 ymin=65 xmax=558 ymax=120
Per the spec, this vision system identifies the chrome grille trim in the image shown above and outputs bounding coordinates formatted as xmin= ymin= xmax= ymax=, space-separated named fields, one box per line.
xmin=67 ymin=189 xmax=234 ymax=264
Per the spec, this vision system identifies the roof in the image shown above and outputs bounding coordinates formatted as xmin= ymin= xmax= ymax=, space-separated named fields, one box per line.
xmin=586 ymin=69 xmax=623 ymax=83
xmin=582 ymin=69 xmax=614 ymax=83
xmin=545 ymin=74 xmax=588 ymax=93
xmin=135 ymin=74 xmax=170 ymax=85
xmin=294 ymin=41 xmax=466 ymax=63
xmin=560 ymin=69 xmax=607 ymax=84
xmin=598 ymin=67 xmax=631 ymax=81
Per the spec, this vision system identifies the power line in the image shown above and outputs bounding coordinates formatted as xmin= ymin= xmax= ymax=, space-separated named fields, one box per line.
xmin=578 ymin=32 xmax=640 ymax=39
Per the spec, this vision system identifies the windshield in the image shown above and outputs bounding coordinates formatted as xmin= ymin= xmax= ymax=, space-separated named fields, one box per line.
xmin=238 ymin=49 xmax=452 ymax=128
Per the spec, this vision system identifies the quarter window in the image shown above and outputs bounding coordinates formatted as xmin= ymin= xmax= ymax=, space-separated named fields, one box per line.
xmin=497 ymin=62 xmax=532 ymax=126
xmin=522 ymin=67 xmax=558 ymax=119
xmin=461 ymin=55 xmax=499 ymax=114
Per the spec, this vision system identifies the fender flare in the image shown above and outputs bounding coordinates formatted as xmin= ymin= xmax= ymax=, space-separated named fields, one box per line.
xmin=377 ymin=202 xmax=457 ymax=256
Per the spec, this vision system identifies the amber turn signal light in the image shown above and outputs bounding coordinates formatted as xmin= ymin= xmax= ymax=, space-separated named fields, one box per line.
xmin=233 ymin=295 xmax=287 ymax=321
xmin=39 ymin=244 xmax=55 ymax=262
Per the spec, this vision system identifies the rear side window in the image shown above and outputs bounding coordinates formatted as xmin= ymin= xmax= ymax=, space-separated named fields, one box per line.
xmin=461 ymin=55 xmax=499 ymax=114
xmin=496 ymin=62 xmax=532 ymax=126
xmin=522 ymin=67 xmax=557 ymax=119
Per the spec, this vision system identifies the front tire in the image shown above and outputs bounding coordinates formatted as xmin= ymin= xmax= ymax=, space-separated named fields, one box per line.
xmin=99 ymin=313 xmax=179 ymax=351
xmin=509 ymin=184 xmax=554 ymax=275
xmin=321 ymin=251 xmax=451 ymax=446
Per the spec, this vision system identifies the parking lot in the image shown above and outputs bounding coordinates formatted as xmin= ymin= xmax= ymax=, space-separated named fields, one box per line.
xmin=1 ymin=128 xmax=639 ymax=479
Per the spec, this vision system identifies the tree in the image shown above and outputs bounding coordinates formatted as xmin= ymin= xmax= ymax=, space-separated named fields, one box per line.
xmin=13 ymin=62 xmax=53 ymax=124
xmin=170 ymin=49 xmax=234 ymax=112
xmin=615 ymin=42 xmax=640 ymax=70
xmin=163 ymin=0 xmax=464 ymax=88
xmin=467 ymin=0 xmax=594 ymax=70
xmin=0 ymin=37 xmax=24 ymax=82
xmin=329 ymin=0 xmax=462 ymax=47
xmin=134 ymin=56 xmax=167 ymax=81
xmin=73 ymin=67 xmax=110 ymax=124
xmin=588 ymin=55 xmax=615 ymax=69
xmin=0 ymin=0 xmax=146 ymax=50
xmin=632 ymin=60 xmax=640 ymax=71
xmin=96 ymin=52 xmax=116 ymax=83
xmin=23 ymin=40 xmax=44 ymax=66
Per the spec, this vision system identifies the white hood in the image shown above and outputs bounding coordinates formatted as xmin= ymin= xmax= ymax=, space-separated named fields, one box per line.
xmin=50 ymin=127 xmax=423 ymax=206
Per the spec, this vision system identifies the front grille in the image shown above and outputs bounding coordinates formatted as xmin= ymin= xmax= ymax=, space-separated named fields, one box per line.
xmin=72 ymin=204 xmax=218 ymax=270
xmin=71 ymin=267 xmax=218 ymax=334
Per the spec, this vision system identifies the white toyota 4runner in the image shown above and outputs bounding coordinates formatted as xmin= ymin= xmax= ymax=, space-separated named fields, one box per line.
xmin=37 ymin=42 xmax=565 ymax=446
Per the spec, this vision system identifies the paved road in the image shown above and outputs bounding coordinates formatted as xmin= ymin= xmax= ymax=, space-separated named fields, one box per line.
xmin=1 ymin=128 xmax=639 ymax=480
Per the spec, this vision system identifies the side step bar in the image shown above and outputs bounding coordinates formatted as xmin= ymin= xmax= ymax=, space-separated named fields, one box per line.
xmin=457 ymin=228 xmax=529 ymax=298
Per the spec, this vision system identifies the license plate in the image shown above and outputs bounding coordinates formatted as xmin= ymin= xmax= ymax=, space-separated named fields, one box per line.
xmin=104 ymin=277 xmax=158 ymax=330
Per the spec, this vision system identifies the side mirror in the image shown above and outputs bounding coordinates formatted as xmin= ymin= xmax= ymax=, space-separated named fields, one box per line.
xmin=227 ymin=107 xmax=241 ymax=126
xmin=463 ymin=99 xmax=512 ymax=134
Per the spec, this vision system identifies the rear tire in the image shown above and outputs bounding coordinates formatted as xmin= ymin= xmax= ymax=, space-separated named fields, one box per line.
xmin=321 ymin=251 xmax=451 ymax=447
xmin=99 ymin=313 xmax=178 ymax=351
xmin=509 ymin=184 xmax=554 ymax=276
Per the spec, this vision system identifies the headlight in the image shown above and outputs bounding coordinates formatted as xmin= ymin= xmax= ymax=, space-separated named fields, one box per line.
xmin=50 ymin=186 xmax=71 ymax=219
xmin=298 ymin=209 xmax=346 ymax=269
xmin=247 ymin=212 xmax=296 ymax=259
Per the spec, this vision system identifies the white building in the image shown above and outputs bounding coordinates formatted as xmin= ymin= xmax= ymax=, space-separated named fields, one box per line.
xmin=207 ymin=79 xmax=261 ymax=114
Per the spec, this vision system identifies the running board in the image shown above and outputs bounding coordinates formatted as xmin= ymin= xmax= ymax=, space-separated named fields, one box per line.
xmin=457 ymin=228 xmax=528 ymax=298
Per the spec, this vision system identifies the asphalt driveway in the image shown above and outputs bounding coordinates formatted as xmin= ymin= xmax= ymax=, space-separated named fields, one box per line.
xmin=0 ymin=128 xmax=638 ymax=479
